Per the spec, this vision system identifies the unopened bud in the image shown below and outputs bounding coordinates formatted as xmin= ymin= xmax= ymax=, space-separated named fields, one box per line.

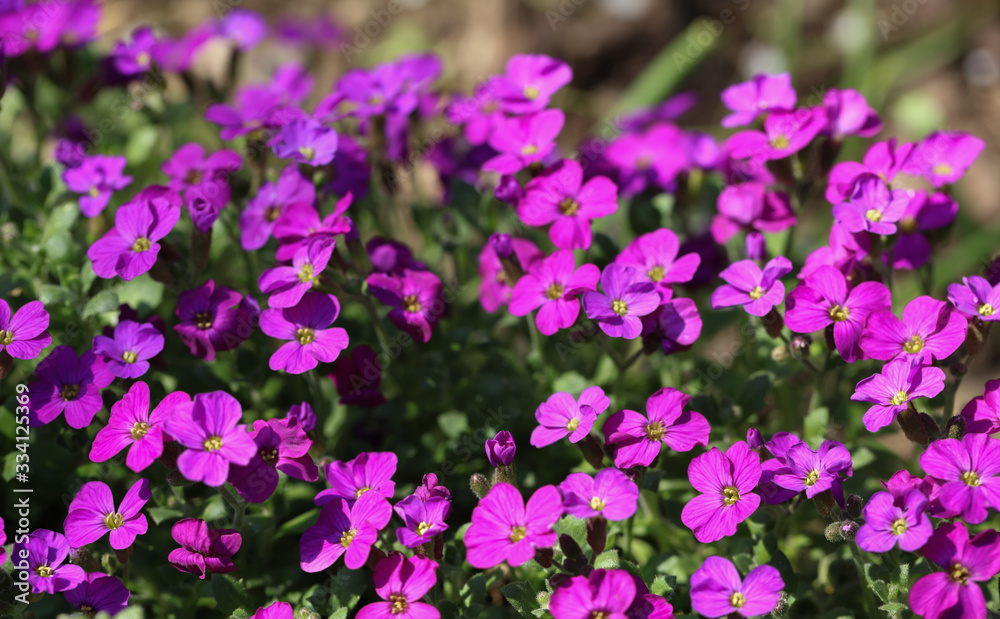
xmin=746 ymin=428 xmax=765 ymax=452
xmin=845 ymin=494 xmax=864 ymax=520
xmin=771 ymin=592 xmax=791 ymax=616
xmin=789 ymin=334 xmax=811 ymax=357
xmin=946 ymin=415 xmax=966 ymax=440
xmin=491 ymin=464 xmax=517 ymax=488
xmin=762 ymin=307 xmax=784 ymax=339
xmin=469 ymin=473 xmax=490 ymax=499
xmin=549 ymin=573 xmax=570 ymax=589
xmin=586 ymin=516 xmax=607 ymax=555
xmin=534 ymin=547 xmax=554 ymax=568
xmin=839 ymin=519 xmax=859 ymax=541
xmin=559 ymin=534 xmax=583 ymax=560
xmin=950 ymin=361 xmax=969 ymax=377
xmin=824 ymin=521 xmax=844 ymax=542
xmin=115 ymin=545 xmax=133 ymax=565
xmin=824 ymin=324 xmax=837 ymax=353
xmin=919 ymin=412 xmax=941 ymax=441
xmin=365 ymin=546 xmax=386 ymax=571
xmin=770 ymin=345 xmax=789 ymax=362
xmin=577 ymin=434 xmax=605 ymax=469
xmin=489 ymin=233 xmax=513 ymax=260
xmin=166 ymin=469 xmax=194 ymax=487
xmin=897 ymin=404 xmax=929 ymax=447
xmin=814 ymin=490 xmax=836 ymax=517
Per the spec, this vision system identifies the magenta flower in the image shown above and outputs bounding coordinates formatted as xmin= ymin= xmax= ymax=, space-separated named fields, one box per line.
xmin=720 ymin=73 xmax=796 ymax=127
xmin=64 ymin=478 xmax=150 ymax=550
xmin=91 ymin=319 xmax=164 ymax=379
xmin=903 ymin=130 xmax=985 ymax=187
xmin=316 ymin=452 xmax=397 ymax=507
xmin=174 ymin=280 xmax=256 ymax=361
xmin=259 ymin=237 xmax=335 ymax=308
xmin=478 ymin=236 xmax=542 ymax=313
xmin=711 ymin=256 xmax=791 ymax=317
xmin=165 ymin=390 xmax=256 ymax=487
xmin=832 ymin=175 xmax=911 ymax=235
xmin=162 ymin=142 xmax=241 ymax=197
xmin=90 ymin=381 xmax=187 ymax=473
xmin=770 ymin=440 xmax=852 ymax=500
xmin=784 ymin=265 xmax=891 ymax=363
xmin=27 ymin=345 xmax=112 ymax=428
xmin=63 ymin=155 xmax=132 ymax=217
xmin=464 ymin=482 xmax=562 ymax=569
xmin=799 ymin=223 xmax=871 ymax=280
xmin=286 ymin=401 xmax=317 ymax=432
xmin=329 ymin=345 xmax=386 ymax=407
xmin=508 ymin=250 xmax=598 ymax=335
xmin=947 ymin=275 xmax=1000 ymax=322
xmin=260 ymin=292 xmax=349 ymax=374
xmin=549 ymin=569 xmax=637 ymax=619
xmin=299 ymin=491 xmax=393 ymax=572
xmin=228 ymin=417 xmax=319 ymax=503
xmin=250 ymin=601 xmax=293 ymax=619
xmin=641 ymin=298 xmax=703 ymax=355
xmin=961 ymin=378 xmax=1000 ymax=434
xmin=0 ymin=518 xmax=5 ymax=565
xmin=860 ymin=295 xmax=967 ymax=362
xmin=909 ymin=523 xmax=1000 ymax=619
xmin=690 ymin=556 xmax=784 ymax=618
xmin=0 ymin=299 xmax=51 ymax=360
xmin=270 ymin=117 xmax=339 ymax=165
xmin=356 ymin=552 xmax=440 ymax=619
xmin=560 ymin=469 xmax=639 ymax=521
xmin=919 ymin=433 xmax=1000 ymax=524
xmin=496 ymin=53 xmax=572 ymax=114
xmin=486 ymin=431 xmax=517 ymax=467
xmin=856 ymin=489 xmax=932 ymax=553
xmin=604 ymin=387 xmax=709 ymax=469
xmin=64 ymin=573 xmax=130 ymax=617
xmin=530 ymin=386 xmax=610 ymax=448
xmin=582 ymin=264 xmax=660 ymax=339
xmin=821 ymin=88 xmax=881 ymax=138
xmin=273 ymin=194 xmax=353 ymax=261
xmin=13 ymin=530 xmax=86 ymax=594
xmin=87 ymin=190 xmax=181 ymax=280
xmin=168 ymin=518 xmax=242 ymax=579
xmin=826 ymin=138 xmax=914 ymax=204
xmin=602 ymin=124 xmax=688 ymax=197
xmin=447 ymin=77 xmax=507 ymax=145
xmin=394 ymin=494 xmax=451 ymax=548
xmin=110 ymin=25 xmax=158 ymax=75
xmin=681 ymin=441 xmax=761 ymax=543
xmin=889 ymin=190 xmax=958 ymax=270
xmin=851 ymin=357 xmax=946 ymax=432
xmin=239 ymin=166 xmax=316 ymax=250
xmin=615 ymin=228 xmax=701 ymax=300
xmin=367 ymin=270 xmax=444 ymax=343
xmin=517 ymin=159 xmax=619 ymax=250
xmin=483 ymin=109 xmax=564 ymax=175
xmin=726 ymin=109 xmax=826 ymax=162
xmin=711 ymin=183 xmax=796 ymax=246
xmin=216 ymin=8 xmax=267 ymax=50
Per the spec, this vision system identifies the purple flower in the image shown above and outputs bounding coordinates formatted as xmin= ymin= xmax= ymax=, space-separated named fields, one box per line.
xmin=582 ymin=264 xmax=660 ymax=340
xmin=110 ymin=25 xmax=158 ymax=75
xmin=92 ymin=319 xmax=164 ymax=379
xmin=615 ymin=229 xmax=701 ymax=301
xmin=260 ymin=292 xmax=349 ymax=374
xmin=784 ymin=265 xmax=891 ymax=363
xmin=919 ymin=433 xmax=1000 ymax=524
xmin=415 ymin=473 xmax=451 ymax=504
xmin=239 ymin=165 xmax=316 ymax=250
xmin=162 ymin=143 xmax=241 ymax=231
xmin=860 ymin=295 xmax=967 ymax=362
xmin=63 ymin=155 xmax=132 ymax=217
xmin=259 ymin=237 xmax=335 ymax=308
xmin=299 ymin=491 xmax=393 ymax=572
xmin=832 ymin=175 xmax=911 ymax=235
xmin=690 ymin=556 xmax=784 ymax=618
xmin=394 ymin=494 xmax=451 ymax=548
xmin=720 ymin=73 xmax=796 ymax=127
xmin=13 ymin=529 xmax=86 ymax=594
xmin=368 ymin=237 xmax=428 ymax=276
xmin=856 ymin=489 xmax=932 ymax=553
xmin=0 ymin=299 xmax=51 ymax=360
xmin=851 ymin=357 xmax=946 ymax=432
xmin=889 ymin=190 xmax=958 ymax=271
xmin=604 ymin=387 xmax=709 ymax=468
xmin=560 ymin=469 xmax=639 ymax=521
xmin=216 ymin=8 xmax=267 ymax=50
xmin=367 ymin=270 xmax=444 ymax=343
xmin=947 ymin=275 xmax=1000 ymax=322
xmin=168 ymin=518 xmax=241 ymax=579
xmin=329 ymin=345 xmax=386 ymax=407
xmin=286 ymin=401 xmax=316 ymax=432
xmin=90 ymin=381 xmax=186 ymax=472
xmin=770 ymin=440 xmax=853 ymax=500
xmin=165 ymin=391 xmax=257 ymax=487
xmin=356 ymin=552 xmax=440 ymax=619
xmin=205 ymin=86 xmax=292 ymax=141
xmin=228 ymin=417 xmax=319 ymax=503
xmin=909 ymin=523 xmax=1000 ymax=619
xmin=316 ymin=452 xmax=397 ymax=507
xmin=800 ymin=223 xmax=871 ymax=280
xmin=711 ymin=182 xmax=798 ymax=245
xmin=64 ymin=573 xmax=130 ymax=617
xmin=508 ymin=250 xmax=597 ymax=335
xmin=961 ymin=378 xmax=1000 ymax=434
xmin=486 ymin=431 xmax=516 ymax=467
xmin=87 ymin=190 xmax=182 ymax=280
xmin=530 ymin=386 xmax=610 ymax=448
xmin=273 ymin=194 xmax=353 ymax=261
xmin=64 ymin=478 xmax=150 ymax=550
xmin=821 ymin=88 xmax=881 ymax=138
xmin=28 ymin=345 xmax=113 ymax=428
xmin=496 ymin=53 xmax=572 ymax=114
xmin=517 ymin=159 xmax=619 ymax=250
xmin=825 ymin=138 xmax=912 ymax=203
xmin=641 ymin=298 xmax=703 ymax=355
xmin=711 ymin=256 xmax=791 ymax=317
xmin=0 ymin=518 xmax=5 ymax=565
xmin=680 ymin=441 xmax=761 ymax=543
xmin=174 ymin=280 xmax=255 ymax=361
xmin=483 ymin=109 xmax=564 ymax=175
xmin=250 ymin=601 xmax=294 ymax=619
xmin=270 ymin=117 xmax=339 ymax=165
xmin=602 ymin=124 xmax=688 ymax=197
xmin=464 ymin=482 xmax=562 ymax=569
xmin=549 ymin=569 xmax=637 ymax=619
xmin=726 ymin=108 xmax=825 ymax=162
xmin=447 ymin=77 xmax=507 ymax=145
xmin=903 ymin=130 xmax=985 ymax=187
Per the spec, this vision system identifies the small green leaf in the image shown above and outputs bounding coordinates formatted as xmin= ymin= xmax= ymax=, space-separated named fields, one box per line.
xmin=870 ymin=579 xmax=889 ymax=602
xmin=147 ymin=507 xmax=184 ymax=526
xmin=804 ymin=407 xmax=829 ymax=447
xmin=553 ymin=515 xmax=587 ymax=549
xmin=594 ymin=549 xmax=620 ymax=569
xmin=891 ymin=562 xmax=911 ymax=592
xmin=552 ymin=371 xmax=588 ymax=396
xmin=878 ymin=602 xmax=908 ymax=614
xmin=83 ymin=289 xmax=120 ymax=318
xmin=732 ymin=553 xmax=754 ymax=574
xmin=501 ymin=581 xmax=539 ymax=617
xmin=649 ymin=574 xmax=676 ymax=600
xmin=211 ymin=574 xmax=248 ymax=616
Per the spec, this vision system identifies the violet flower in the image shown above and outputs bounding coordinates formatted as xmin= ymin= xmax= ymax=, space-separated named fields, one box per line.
xmin=919 ymin=433 xmax=1000 ymax=524
xmin=530 ymin=386 xmax=610 ymax=448
xmin=486 ymin=431 xmax=516 ymax=467
xmin=641 ymin=298 xmax=703 ymax=355
xmin=549 ymin=569 xmax=637 ymax=619
xmin=87 ymin=189 xmax=182 ymax=281
xmin=394 ymin=494 xmax=451 ymax=548
xmin=826 ymin=138 xmax=914 ymax=204
xmin=165 ymin=390 xmax=257 ymax=487
xmin=239 ymin=165 xmax=316 ymax=250
xmin=174 ymin=279 xmax=256 ymax=361
xmin=299 ymin=491 xmax=393 ymax=572
xmin=770 ymin=440 xmax=853 ymax=501
xmin=90 ymin=381 xmax=187 ymax=473
xmin=821 ymin=88 xmax=881 ymax=138
xmin=947 ymin=275 xmax=1000 ymax=322
xmin=356 ymin=552 xmax=440 ymax=619
xmin=909 ymin=523 xmax=1000 ymax=619
xmin=832 ymin=175 xmax=911 ymax=235
xmin=903 ymin=130 xmax=985 ymax=187
xmin=316 ymin=452 xmax=397 ymax=507
xmin=64 ymin=573 xmax=130 ymax=617
xmin=13 ymin=530 xmax=86 ymax=594
xmin=720 ymin=73 xmax=796 ymax=127
xmin=273 ymin=195 xmax=354 ymax=261
xmin=0 ymin=299 xmax=52 ymax=360
xmin=604 ymin=387 xmax=709 ymax=468
xmin=680 ymin=441 xmax=761 ymax=543
xmin=860 ymin=295 xmax=967 ymax=362
xmin=329 ymin=345 xmax=386 ymax=407
xmin=581 ymin=264 xmax=660 ymax=340
xmin=690 ymin=556 xmax=784 ymax=618
xmin=92 ymin=319 xmax=164 ymax=379
xmin=889 ymin=190 xmax=958 ymax=270
xmin=851 ymin=357 xmax=946 ymax=432
xmin=270 ymin=117 xmax=339 ymax=165
xmin=711 ymin=256 xmax=792 ymax=317
xmin=496 ymin=53 xmax=572 ymax=114
xmin=228 ymin=417 xmax=319 ymax=503
xmin=28 ymin=345 xmax=113 ymax=428
xmin=64 ymin=478 xmax=150 ymax=550
xmin=615 ymin=228 xmax=701 ymax=301
xmin=258 ymin=236 xmax=335 ymax=308
xmin=110 ymin=25 xmax=158 ymax=75
xmin=464 ymin=482 xmax=562 ymax=569
xmin=63 ymin=155 xmax=132 ymax=217
xmin=855 ymin=489 xmax=932 ymax=553
xmin=168 ymin=518 xmax=241 ymax=579
xmin=260 ymin=292 xmax=350 ymax=374
xmin=961 ymin=378 xmax=1000 ymax=434
xmin=560 ymin=469 xmax=639 ymax=521
xmin=367 ymin=270 xmax=445 ymax=343
xmin=483 ymin=109 xmax=564 ymax=175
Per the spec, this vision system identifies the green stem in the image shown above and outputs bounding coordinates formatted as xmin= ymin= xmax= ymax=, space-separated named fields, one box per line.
xmin=217 ymin=484 xmax=248 ymax=531
xmin=850 ymin=544 xmax=879 ymax=618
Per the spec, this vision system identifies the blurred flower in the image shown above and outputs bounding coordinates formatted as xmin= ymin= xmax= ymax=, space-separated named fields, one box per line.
xmin=712 ymin=182 xmax=796 ymax=246
xmin=13 ymin=530 xmax=86 ymax=593
xmin=903 ymin=130 xmax=985 ymax=187
xmin=479 ymin=237 xmax=542 ymax=314
xmin=496 ymin=53 xmax=572 ymax=114
xmin=641 ymin=298 xmax=702 ymax=356
xmin=63 ymin=155 xmax=132 ymax=217
xmin=617 ymin=229 xmax=700 ymax=301
xmin=464 ymin=482 xmax=561 ymax=569
xmin=215 ymin=8 xmax=267 ymax=50
xmin=508 ymin=249 xmax=598 ymax=334
xmin=356 ymin=552 xmax=440 ymax=619
xmin=165 ymin=391 xmax=256 ymax=487
xmin=889 ymin=190 xmax=958 ymax=270
xmin=961 ymin=378 xmax=1000 ymax=434
xmin=0 ymin=299 xmax=52 ymax=360
xmin=602 ymin=124 xmax=688 ymax=197
xmin=680 ymin=441 xmax=761 ymax=543
xmin=604 ymin=387 xmax=709 ymax=468
xmin=329 ymin=345 xmax=386 ymax=407
xmin=530 ymin=386 xmax=609 ymax=448
xmin=110 ymin=25 xmax=158 ymax=75
xmin=90 ymin=381 xmax=187 ymax=473
xmin=821 ymin=88 xmax=881 ymax=138
xmin=299 ymin=492 xmax=392 ymax=572
xmin=711 ymin=256 xmax=791 ymax=317
xmin=726 ymin=108 xmax=826 ymax=162
xmin=260 ymin=292 xmax=349 ymax=374
xmin=483 ymin=109 xmax=564 ymax=175
xmin=274 ymin=195 xmax=353 ymax=261
xmin=270 ymin=117 xmax=339 ymax=165
xmin=560 ymin=469 xmax=638 ymax=521
xmin=316 ymin=452 xmax=397 ymax=507
xmin=826 ymin=138 xmax=913 ymax=204
xmin=168 ymin=518 xmax=241 ymax=578
xmin=228 ymin=417 xmax=318 ymax=503
xmin=64 ymin=478 xmax=150 ymax=550
xmin=174 ymin=280 xmax=255 ymax=361
xmin=447 ymin=76 xmax=507 ymax=145
xmin=720 ymin=73 xmax=796 ymax=128
xmin=286 ymin=402 xmax=316 ymax=433
xmin=689 ymin=556 xmax=784 ymax=618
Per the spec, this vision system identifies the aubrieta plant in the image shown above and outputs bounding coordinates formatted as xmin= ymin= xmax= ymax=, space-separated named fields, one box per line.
xmin=1 ymin=2 xmax=998 ymax=619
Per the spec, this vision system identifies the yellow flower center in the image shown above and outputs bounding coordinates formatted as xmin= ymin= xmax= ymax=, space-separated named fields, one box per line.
xmin=891 ymin=518 xmax=908 ymax=536
xmin=340 ymin=528 xmax=356 ymax=548
xmin=521 ymin=144 xmax=539 ymax=156
xmin=185 ymin=170 xmax=203 ymax=185
xmin=730 ymin=591 xmax=747 ymax=609
xmin=35 ymin=565 xmax=53 ymax=577
xmin=390 ymin=594 xmax=408 ymax=615
xmin=0 ymin=330 xmax=12 ymax=345
xmin=523 ymin=85 xmax=540 ymax=100
xmin=261 ymin=448 xmax=279 ymax=465
xmin=962 ymin=471 xmax=981 ymax=487
xmin=265 ymin=206 xmax=281 ymax=222
xmin=130 ymin=421 xmax=150 ymax=440
xmin=296 ymin=328 xmax=315 ymax=345
xmin=136 ymin=51 xmax=150 ymax=67
xmin=749 ymin=286 xmax=763 ymax=300
xmin=722 ymin=486 xmax=740 ymax=506
xmin=195 ymin=312 xmax=213 ymax=330
xmin=890 ymin=390 xmax=908 ymax=406
xmin=104 ymin=512 xmax=124 ymax=530
xmin=566 ymin=417 xmax=580 ymax=432
xmin=979 ymin=304 xmax=995 ymax=317
xmin=545 ymin=283 xmax=564 ymax=300
xmin=648 ymin=265 xmax=665 ymax=282
xmin=417 ymin=521 xmax=432 ymax=536
xmin=298 ymin=263 xmax=318 ymax=284
xmin=770 ymin=134 xmax=790 ymax=150
xmin=803 ymin=470 xmax=820 ymax=487
xmin=900 ymin=216 xmax=918 ymax=234
xmin=865 ymin=208 xmax=883 ymax=222
xmin=934 ymin=163 xmax=953 ymax=177
xmin=403 ymin=294 xmax=422 ymax=314
xmin=590 ymin=613 xmax=609 ymax=619
xmin=828 ymin=304 xmax=850 ymax=321
xmin=203 ymin=435 xmax=224 ymax=451
xmin=121 ymin=351 xmax=139 ymax=364
xmin=645 ymin=421 xmax=665 ymax=441
xmin=60 ymin=383 xmax=81 ymax=401
xmin=131 ymin=237 xmax=151 ymax=252
xmin=298 ymin=146 xmax=315 ymax=161
xmin=949 ymin=562 xmax=970 ymax=585
xmin=559 ymin=198 xmax=580 ymax=216
xmin=612 ymin=300 xmax=628 ymax=316
xmin=589 ymin=496 xmax=606 ymax=512
xmin=509 ymin=525 xmax=527 ymax=542
xmin=355 ymin=486 xmax=372 ymax=499
xmin=88 ymin=186 xmax=100 ymax=198
xmin=903 ymin=334 xmax=924 ymax=353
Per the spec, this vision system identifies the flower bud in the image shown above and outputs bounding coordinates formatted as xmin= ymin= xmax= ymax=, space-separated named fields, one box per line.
xmin=919 ymin=412 xmax=941 ymax=441
xmin=549 ymin=573 xmax=571 ymax=590
xmin=946 ymin=415 xmax=966 ymax=440
xmin=586 ymin=516 xmax=607 ymax=555
xmin=559 ymin=534 xmax=583 ymax=560
xmin=166 ymin=469 xmax=195 ymax=487
xmin=486 ymin=431 xmax=516 ymax=467
xmin=897 ymin=404 xmax=929 ymax=447
xmin=494 ymin=174 xmax=523 ymax=205
xmin=770 ymin=345 xmax=789 ymax=362
xmin=824 ymin=521 xmax=843 ymax=542
xmin=746 ymin=428 xmax=765 ymax=452
xmin=771 ymin=592 xmax=791 ymax=616
xmin=534 ymin=547 xmax=554 ymax=568
xmin=115 ymin=545 xmax=133 ymax=565
xmin=489 ymin=233 xmax=513 ymax=260
xmin=789 ymin=334 xmax=811 ymax=356
xmin=469 ymin=473 xmax=490 ymax=499
xmin=762 ymin=307 xmax=784 ymax=339
xmin=814 ymin=490 xmax=836 ymax=517
xmin=839 ymin=519 xmax=859 ymax=541
xmin=845 ymin=494 xmax=864 ymax=520
xmin=746 ymin=231 xmax=767 ymax=262
xmin=950 ymin=361 xmax=969 ymax=377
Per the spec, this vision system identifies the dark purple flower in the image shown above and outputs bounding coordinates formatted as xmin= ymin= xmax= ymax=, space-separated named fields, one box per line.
xmin=13 ymin=529 xmax=86 ymax=594
xmin=92 ymin=320 xmax=164 ymax=379
xmin=367 ymin=270 xmax=445 ymax=343
xmin=168 ymin=518 xmax=241 ymax=579
xmin=64 ymin=573 xmax=130 ymax=617
xmin=239 ymin=165 xmax=316 ymax=251
xmin=174 ymin=280 xmax=255 ymax=361
xmin=28 ymin=345 xmax=113 ymax=428
xmin=581 ymin=264 xmax=660 ymax=339
xmin=889 ymin=190 xmax=958 ymax=270
xmin=110 ymin=25 xmax=158 ymax=75
xmin=771 ymin=440 xmax=853 ymax=501
xmin=329 ymin=345 xmax=386 ymax=407
xmin=486 ymin=431 xmax=516 ymax=467
xmin=641 ymin=298 xmax=703 ymax=355
xmin=832 ymin=175 xmax=911 ymax=235
xmin=260 ymin=292 xmax=350 ymax=374
xmin=270 ymin=117 xmax=339 ymax=165
xmin=228 ymin=417 xmax=319 ymax=503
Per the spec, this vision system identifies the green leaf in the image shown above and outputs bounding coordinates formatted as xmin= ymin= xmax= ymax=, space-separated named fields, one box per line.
xmin=739 ymin=371 xmax=773 ymax=416
xmin=229 ymin=610 xmax=250 ymax=619
xmin=804 ymin=407 xmax=829 ymax=447
xmin=649 ymin=574 xmax=676 ymax=600
xmin=329 ymin=608 xmax=349 ymax=619
xmin=461 ymin=573 xmax=486 ymax=617
xmin=438 ymin=410 xmax=469 ymax=439
xmin=211 ymin=574 xmax=248 ymax=616
xmin=115 ymin=275 xmax=165 ymax=315
xmin=870 ymin=579 xmax=889 ymax=602
xmin=501 ymin=581 xmax=539 ymax=617
xmin=38 ymin=284 xmax=73 ymax=306
xmin=125 ymin=125 xmax=160 ymax=165
xmin=892 ymin=562 xmax=911 ymax=592
xmin=552 ymin=371 xmax=588 ymax=396
xmin=274 ymin=507 xmax=319 ymax=540
xmin=732 ymin=553 xmax=754 ymax=574
xmin=878 ymin=602 xmax=908 ymax=614
xmin=146 ymin=507 xmax=184 ymax=526
xmin=83 ymin=289 xmax=120 ymax=318
xmin=594 ymin=549 xmax=620 ymax=569
xmin=553 ymin=515 xmax=587 ymax=549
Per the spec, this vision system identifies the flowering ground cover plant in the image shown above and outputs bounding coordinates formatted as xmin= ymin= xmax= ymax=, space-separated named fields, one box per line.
xmin=1 ymin=2 xmax=999 ymax=619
